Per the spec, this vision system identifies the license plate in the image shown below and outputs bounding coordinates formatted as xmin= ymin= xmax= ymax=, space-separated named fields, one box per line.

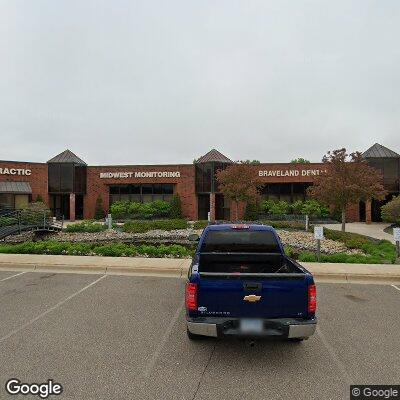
xmin=239 ymin=319 xmax=263 ymax=333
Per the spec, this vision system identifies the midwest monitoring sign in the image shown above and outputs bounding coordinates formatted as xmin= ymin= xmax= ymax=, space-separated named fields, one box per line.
xmin=99 ymin=171 xmax=181 ymax=179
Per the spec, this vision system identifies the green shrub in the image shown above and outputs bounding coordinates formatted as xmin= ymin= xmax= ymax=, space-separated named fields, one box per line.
xmin=94 ymin=196 xmax=105 ymax=220
xmin=66 ymin=221 xmax=107 ymax=233
xmin=244 ymin=202 xmax=259 ymax=220
xmin=261 ymin=200 xmax=276 ymax=214
xmin=381 ymin=195 xmax=400 ymax=225
xmin=169 ymin=195 xmax=183 ymax=218
xmin=0 ymin=216 xmax=18 ymax=227
xmin=193 ymin=220 xmax=209 ymax=230
xmin=291 ymin=200 xmax=304 ymax=214
xmin=301 ymin=199 xmax=330 ymax=218
xmin=0 ymin=241 xmax=192 ymax=258
xmin=110 ymin=200 xmax=172 ymax=220
xmin=123 ymin=219 xmax=188 ymax=233
xmin=20 ymin=201 xmax=51 ymax=225
xmin=261 ymin=220 xmax=306 ymax=230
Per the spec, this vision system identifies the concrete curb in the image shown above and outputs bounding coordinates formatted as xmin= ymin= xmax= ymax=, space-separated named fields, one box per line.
xmin=0 ymin=263 xmax=184 ymax=278
xmin=0 ymin=255 xmax=399 ymax=284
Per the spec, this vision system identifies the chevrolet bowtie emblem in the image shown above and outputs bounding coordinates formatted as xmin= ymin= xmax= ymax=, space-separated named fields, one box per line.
xmin=243 ymin=294 xmax=261 ymax=302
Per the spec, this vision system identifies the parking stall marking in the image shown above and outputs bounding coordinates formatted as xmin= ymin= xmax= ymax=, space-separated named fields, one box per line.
xmin=143 ymin=299 xmax=185 ymax=379
xmin=0 ymin=274 xmax=107 ymax=344
xmin=316 ymin=326 xmax=353 ymax=386
xmin=391 ymin=285 xmax=400 ymax=292
xmin=0 ymin=271 xmax=27 ymax=282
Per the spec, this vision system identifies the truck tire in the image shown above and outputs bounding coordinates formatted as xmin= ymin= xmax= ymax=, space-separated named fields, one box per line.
xmin=186 ymin=327 xmax=205 ymax=340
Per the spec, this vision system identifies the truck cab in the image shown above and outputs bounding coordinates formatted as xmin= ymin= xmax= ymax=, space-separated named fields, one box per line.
xmin=186 ymin=224 xmax=317 ymax=341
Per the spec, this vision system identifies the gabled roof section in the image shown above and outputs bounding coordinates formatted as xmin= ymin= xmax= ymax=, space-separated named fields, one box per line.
xmin=47 ymin=149 xmax=87 ymax=165
xmin=196 ymin=149 xmax=233 ymax=164
xmin=363 ymin=143 xmax=400 ymax=158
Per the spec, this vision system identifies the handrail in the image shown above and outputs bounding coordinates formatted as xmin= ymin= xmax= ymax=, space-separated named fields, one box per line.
xmin=0 ymin=209 xmax=63 ymax=239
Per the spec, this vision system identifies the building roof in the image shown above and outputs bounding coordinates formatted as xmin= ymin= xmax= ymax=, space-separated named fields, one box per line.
xmin=363 ymin=143 xmax=400 ymax=158
xmin=47 ymin=149 xmax=87 ymax=165
xmin=0 ymin=182 xmax=32 ymax=194
xmin=196 ymin=149 xmax=233 ymax=164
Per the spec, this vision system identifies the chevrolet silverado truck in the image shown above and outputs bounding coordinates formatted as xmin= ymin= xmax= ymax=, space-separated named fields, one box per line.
xmin=185 ymin=224 xmax=317 ymax=341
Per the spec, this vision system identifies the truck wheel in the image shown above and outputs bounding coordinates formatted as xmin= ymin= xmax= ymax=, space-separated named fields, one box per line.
xmin=186 ymin=328 xmax=204 ymax=340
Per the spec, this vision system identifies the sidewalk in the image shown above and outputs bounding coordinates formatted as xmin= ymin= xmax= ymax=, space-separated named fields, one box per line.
xmin=0 ymin=253 xmax=399 ymax=284
xmin=322 ymin=222 xmax=394 ymax=243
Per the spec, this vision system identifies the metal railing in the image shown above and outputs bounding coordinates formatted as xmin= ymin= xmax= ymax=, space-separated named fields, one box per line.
xmin=0 ymin=210 xmax=63 ymax=239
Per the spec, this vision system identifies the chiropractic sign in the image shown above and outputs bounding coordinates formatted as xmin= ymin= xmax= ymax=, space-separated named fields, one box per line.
xmin=0 ymin=167 xmax=31 ymax=176
xmin=100 ymin=171 xmax=181 ymax=179
xmin=258 ymin=168 xmax=326 ymax=177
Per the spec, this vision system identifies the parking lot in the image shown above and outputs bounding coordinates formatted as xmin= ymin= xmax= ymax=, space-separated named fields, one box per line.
xmin=0 ymin=270 xmax=399 ymax=400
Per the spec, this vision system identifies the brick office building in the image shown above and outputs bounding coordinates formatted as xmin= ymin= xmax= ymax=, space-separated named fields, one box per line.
xmin=1 ymin=144 xmax=399 ymax=223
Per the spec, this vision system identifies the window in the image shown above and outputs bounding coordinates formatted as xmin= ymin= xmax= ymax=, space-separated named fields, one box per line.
xmin=48 ymin=163 xmax=87 ymax=194
xmin=201 ymin=230 xmax=281 ymax=253
xmin=0 ymin=194 xmax=14 ymax=209
xmin=109 ymin=184 xmax=175 ymax=205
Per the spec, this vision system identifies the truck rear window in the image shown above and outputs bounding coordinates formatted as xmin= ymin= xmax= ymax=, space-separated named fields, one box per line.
xmin=201 ymin=230 xmax=281 ymax=253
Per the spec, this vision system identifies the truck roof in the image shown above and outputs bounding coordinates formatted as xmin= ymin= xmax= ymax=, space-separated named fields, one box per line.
xmin=204 ymin=224 xmax=275 ymax=232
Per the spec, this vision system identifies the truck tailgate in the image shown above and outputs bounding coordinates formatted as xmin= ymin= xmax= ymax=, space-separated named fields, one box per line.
xmin=197 ymin=276 xmax=309 ymax=319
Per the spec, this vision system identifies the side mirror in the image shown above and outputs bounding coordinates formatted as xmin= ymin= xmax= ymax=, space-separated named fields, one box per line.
xmin=188 ymin=234 xmax=200 ymax=242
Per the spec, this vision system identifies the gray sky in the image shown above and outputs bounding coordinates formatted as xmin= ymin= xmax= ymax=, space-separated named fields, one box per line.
xmin=0 ymin=0 xmax=399 ymax=165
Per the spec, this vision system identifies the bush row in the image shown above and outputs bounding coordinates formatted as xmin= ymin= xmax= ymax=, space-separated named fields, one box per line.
xmin=261 ymin=199 xmax=330 ymax=217
xmin=0 ymin=241 xmax=192 ymax=258
xmin=123 ymin=219 xmax=188 ymax=233
xmin=110 ymin=196 xmax=182 ymax=220
xmin=66 ymin=221 xmax=108 ymax=233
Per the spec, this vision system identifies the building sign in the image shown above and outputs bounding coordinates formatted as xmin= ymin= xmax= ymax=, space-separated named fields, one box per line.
xmin=99 ymin=171 xmax=181 ymax=179
xmin=258 ymin=169 xmax=326 ymax=177
xmin=0 ymin=167 xmax=31 ymax=176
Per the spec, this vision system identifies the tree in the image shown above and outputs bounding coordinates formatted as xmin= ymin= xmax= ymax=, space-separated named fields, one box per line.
xmin=290 ymin=158 xmax=310 ymax=164
xmin=307 ymin=148 xmax=387 ymax=231
xmin=216 ymin=163 xmax=260 ymax=220
xmin=381 ymin=196 xmax=400 ymax=225
xmin=239 ymin=160 xmax=260 ymax=165
xmin=169 ymin=194 xmax=183 ymax=218
xmin=94 ymin=196 xmax=105 ymax=220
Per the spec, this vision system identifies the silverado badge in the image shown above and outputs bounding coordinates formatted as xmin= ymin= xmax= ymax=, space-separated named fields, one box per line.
xmin=243 ymin=294 xmax=261 ymax=302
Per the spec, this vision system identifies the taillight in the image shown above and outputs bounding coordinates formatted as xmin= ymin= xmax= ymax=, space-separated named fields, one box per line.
xmin=185 ymin=283 xmax=198 ymax=311
xmin=308 ymin=284 xmax=317 ymax=314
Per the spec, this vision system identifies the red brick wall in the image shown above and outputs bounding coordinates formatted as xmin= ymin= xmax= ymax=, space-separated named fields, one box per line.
xmin=0 ymin=159 xmax=362 ymax=222
xmin=0 ymin=161 xmax=49 ymax=205
xmin=84 ymin=164 xmax=197 ymax=220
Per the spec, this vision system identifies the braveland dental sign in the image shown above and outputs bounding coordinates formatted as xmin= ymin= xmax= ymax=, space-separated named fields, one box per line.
xmin=258 ymin=168 xmax=326 ymax=177
xmin=100 ymin=171 xmax=181 ymax=179
xmin=0 ymin=167 xmax=31 ymax=176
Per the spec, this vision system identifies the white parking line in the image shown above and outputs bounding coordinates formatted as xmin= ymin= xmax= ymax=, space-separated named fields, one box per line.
xmin=0 ymin=271 xmax=27 ymax=282
xmin=0 ymin=275 xmax=107 ymax=344
xmin=391 ymin=284 xmax=400 ymax=292
xmin=316 ymin=326 xmax=353 ymax=385
xmin=143 ymin=299 xmax=185 ymax=379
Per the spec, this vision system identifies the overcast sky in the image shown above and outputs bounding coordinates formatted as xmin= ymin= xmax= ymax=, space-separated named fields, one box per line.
xmin=0 ymin=0 xmax=399 ymax=165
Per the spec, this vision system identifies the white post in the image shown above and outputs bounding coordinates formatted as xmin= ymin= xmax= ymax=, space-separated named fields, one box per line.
xmin=393 ymin=228 xmax=400 ymax=258
xmin=107 ymin=214 xmax=112 ymax=230
xmin=314 ymin=226 xmax=324 ymax=262
xmin=305 ymin=214 xmax=309 ymax=231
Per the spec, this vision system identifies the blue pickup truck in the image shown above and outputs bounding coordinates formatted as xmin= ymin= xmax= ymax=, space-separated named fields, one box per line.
xmin=186 ymin=224 xmax=317 ymax=341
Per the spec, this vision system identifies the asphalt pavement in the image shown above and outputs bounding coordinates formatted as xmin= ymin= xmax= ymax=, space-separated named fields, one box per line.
xmin=0 ymin=271 xmax=399 ymax=400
